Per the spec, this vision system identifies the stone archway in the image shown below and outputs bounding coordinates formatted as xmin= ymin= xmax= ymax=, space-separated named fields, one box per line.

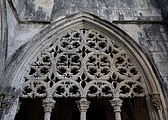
xmin=2 ymin=13 xmax=167 ymax=120
xmin=18 ymin=27 xmax=147 ymax=120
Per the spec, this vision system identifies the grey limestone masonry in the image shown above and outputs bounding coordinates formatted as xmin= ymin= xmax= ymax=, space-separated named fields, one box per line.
xmin=12 ymin=0 xmax=162 ymax=22
xmin=6 ymin=0 xmax=18 ymax=58
xmin=0 ymin=0 xmax=168 ymax=120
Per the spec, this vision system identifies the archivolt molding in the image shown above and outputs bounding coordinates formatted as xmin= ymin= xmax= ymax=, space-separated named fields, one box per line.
xmin=0 ymin=0 xmax=8 ymax=79
xmin=20 ymin=28 xmax=146 ymax=99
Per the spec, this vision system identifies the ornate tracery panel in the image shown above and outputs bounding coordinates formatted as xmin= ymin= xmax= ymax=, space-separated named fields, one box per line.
xmin=21 ymin=28 xmax=145 ymax=98
xmin=20 ymin=28 xmax=146 ymax=120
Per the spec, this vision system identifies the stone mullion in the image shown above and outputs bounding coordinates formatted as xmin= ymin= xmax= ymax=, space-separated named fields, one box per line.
xmin=109 ymin=97 xmax=123 ymax=120
xmin=42 ymin=98 xmax=56 ymax=120
xmin=76 ymin=98 xmax=90 ymax=120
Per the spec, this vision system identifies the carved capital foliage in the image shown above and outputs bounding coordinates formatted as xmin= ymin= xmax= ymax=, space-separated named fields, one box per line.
xmin=76 ymin=98 xmax=90 ymax=112
xmin=150 ymin=93 xmax=162 ymax=110
xmin=0 ymin=94 xmax=14 ymax=113
xmin=20 ymin=28 xmax=146 ymax=99
xmin=109 ymin=98 xmax=123 ymax=112
xmin=42 ymin=98 xmax=56 ymax=112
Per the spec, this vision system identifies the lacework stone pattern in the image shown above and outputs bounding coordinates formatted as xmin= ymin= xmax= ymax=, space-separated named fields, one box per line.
xmin=21 ymin=29 xmax=145 ymax=99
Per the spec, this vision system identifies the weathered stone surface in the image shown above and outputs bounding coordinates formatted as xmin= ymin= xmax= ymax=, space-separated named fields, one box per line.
xmin=12 ymin=0 xmax=54 ymax=21
xmin=11 ymin=0 xmax=162 ymax=22
xmin=157 ymin=0 xmax=168 ymax=17
xmin=7 ymin=24 xmax=46 ymax=58
xmin=4 ymin=1 xmax=168 ymax=93
xmin=1 ymin=0 xmax=168 ymax=120
xmin=157 ymin=0 xmax=168 ymax=28
xmin=117 ymin=24 xmax=140 ymax=44
xmin=156 ymin=62 xmax=168 ymax=76
xmin=163 ymin=76 xmax=168 ymax=86
xmin=6 ymin=0 xmax=18 ymax=59
xmin=0 ymin=0 xmax=8 ymax=79
xmin=152 ymin=52 xmax=168 ymax=63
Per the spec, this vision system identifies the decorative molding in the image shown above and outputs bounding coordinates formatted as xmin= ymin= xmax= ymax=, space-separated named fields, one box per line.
xmin=150 ymin=93 xmax=162 ymax=110
xmin=0 ymin=94 xmax=14 ymax=113
xmin=0 ymin=0 xmax=8 ymax=78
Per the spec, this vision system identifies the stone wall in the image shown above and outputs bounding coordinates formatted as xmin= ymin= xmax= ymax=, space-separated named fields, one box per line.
xmin=11 ymin=0 xmax=161 ymax=22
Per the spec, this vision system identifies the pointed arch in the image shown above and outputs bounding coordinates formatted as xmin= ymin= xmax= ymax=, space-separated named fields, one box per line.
xmin=2 ymin=12 xmax=159 ymax=93
xmin=2 ymin=12 xmax=167 ymax=120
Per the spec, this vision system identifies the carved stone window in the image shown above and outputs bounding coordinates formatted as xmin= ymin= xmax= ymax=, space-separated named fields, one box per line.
xmin=17 ymin=28 xmax=148 ymax=120
xmin=20 ymin=28 xmax=145 ymax=99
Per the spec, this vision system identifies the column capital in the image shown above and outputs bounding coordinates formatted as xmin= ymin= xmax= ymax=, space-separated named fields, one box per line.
xmin=150 ymin=93 xmax=161 ymax=110
xmin=109 ymin=98 xmax=123 ymax=112
xmin=0 ymin=94 xmax=14 ymax=113
xmin=42 ymin=97 xmax=56 ymax=112
xmin=76 ymin=98 xmax=90 ymax=112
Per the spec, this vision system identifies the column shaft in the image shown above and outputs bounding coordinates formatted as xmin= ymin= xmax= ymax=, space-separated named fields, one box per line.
xmin=76 ymin=98 xmax=90 ymax=120
xmin=42 ymin=98 xmax=56 ymax=120
xmin=109 ymin=98 xmax=123 ymax=120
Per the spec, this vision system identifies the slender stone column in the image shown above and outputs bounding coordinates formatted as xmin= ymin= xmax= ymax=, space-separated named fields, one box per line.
xmin=109 ymin=98 xmax=123 ymax=120
xmin=42 ymin=98 xmax=56 ymax=120
xmin=76 ymin=98 xmax=90 ymax=120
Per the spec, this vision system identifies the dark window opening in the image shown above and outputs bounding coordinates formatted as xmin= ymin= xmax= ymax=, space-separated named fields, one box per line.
xmin=15 ymin=98 xmax=44 ymax=120
xmin=87 ymin=99 xmax=112 ymax=120
xmin=15 ymin=97 xmax=150 ymax=120
xmin=51 ymin=98 xmax=80 ymax=120
xmin=121 ymin=97 xmax=150 ymax=120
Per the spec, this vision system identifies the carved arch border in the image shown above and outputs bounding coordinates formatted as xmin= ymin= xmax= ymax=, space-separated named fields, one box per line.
xmin=2 ymin=12 xmax=167 ymax=120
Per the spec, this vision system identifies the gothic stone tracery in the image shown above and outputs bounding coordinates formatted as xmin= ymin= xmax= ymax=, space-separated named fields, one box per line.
xmin=20 ymin=28 xmax=146 ymax=99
